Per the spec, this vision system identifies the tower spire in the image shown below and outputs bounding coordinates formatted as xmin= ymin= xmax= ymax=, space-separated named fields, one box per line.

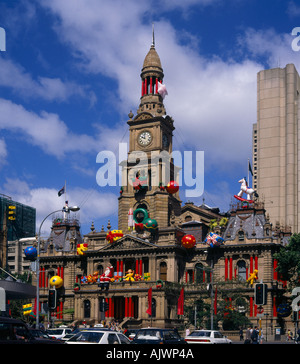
xmin=152 ymin=22 xmax=155 ymax=48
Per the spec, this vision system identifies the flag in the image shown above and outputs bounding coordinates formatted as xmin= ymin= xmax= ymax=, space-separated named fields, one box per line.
xmin=177 ymin=288 xmax=184 ymax=315
xmin=58 ymin=186 xmax=65 ymax=197
xmin=214 ymin=286 xmax=217 ymax=315
xmin=146 ymin=287 xmax=152 ymax=315
xmin=248 ymin=160 xmax=253 ymax=176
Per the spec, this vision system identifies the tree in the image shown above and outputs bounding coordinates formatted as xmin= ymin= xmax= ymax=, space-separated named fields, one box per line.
xmin=273 ymin=233 xmax=300 ymax=289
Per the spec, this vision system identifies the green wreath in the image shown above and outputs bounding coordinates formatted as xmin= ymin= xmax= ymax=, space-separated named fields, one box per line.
xmin=133 ymin=208 xmax=149 ymax=224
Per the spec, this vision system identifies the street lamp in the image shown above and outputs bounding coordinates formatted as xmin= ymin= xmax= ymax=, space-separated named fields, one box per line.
xmin=36 ymin=205 xmax=80 ymax=328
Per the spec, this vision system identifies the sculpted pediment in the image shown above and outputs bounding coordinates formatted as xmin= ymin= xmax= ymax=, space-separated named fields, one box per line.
xmin=133 ymin=112 xmax=153 ymax=121
xmin=100 ymin=234 xmax=157 ymax=251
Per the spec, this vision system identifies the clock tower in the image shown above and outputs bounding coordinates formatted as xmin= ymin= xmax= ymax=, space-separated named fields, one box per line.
xmin=118 ymin=37 xmax=181 ymax=235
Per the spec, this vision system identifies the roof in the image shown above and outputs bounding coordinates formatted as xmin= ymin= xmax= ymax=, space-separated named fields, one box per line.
xmin=142 ymin=45 xmax=162 ymax=71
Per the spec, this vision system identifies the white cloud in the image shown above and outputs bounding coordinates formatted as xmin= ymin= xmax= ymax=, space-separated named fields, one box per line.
xmin=38 ymin=0 xmax=263 ymax=170
xmin=0 ymin=98 xmax=128 ymax=158
xmin=0 ymin=57 xmax=96 ymax=103
xmin=2 ymin=178 xmax=118 ymax=235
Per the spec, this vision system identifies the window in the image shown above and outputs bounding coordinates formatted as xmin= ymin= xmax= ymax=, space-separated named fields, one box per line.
xmin=238 ymin=230 xmax=244 ymax=241
xmin=237 ymin=260 xmax=247 ymax=281
xmin=160 ymin=262 xmax=167 ymax=281
xmin=108 ymin=333 xmax=119 ymax=344
xmin=195 ymin=263 xmax=204 ymax=284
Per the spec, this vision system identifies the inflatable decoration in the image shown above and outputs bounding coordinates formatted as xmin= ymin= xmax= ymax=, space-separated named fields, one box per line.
xmin=204 ymin=232 xmax=224 ymax=247
xmin=144 ymin=218 xmax=158 ymax=231
xmin=77 ymin=243 xmax=88 ymax=255
xmin=99 ymin=264 xmax=114 ymax=290
xmin=247 ymin=269 xmax=258 ymax=286
xmin=159 ymin=182 xmax=165 ymax=191
xmin=181 ymin=234 xmax=196 ymax=249
xmin=24 ymin=246 xmax=37 ymax=260
xmin=234 ymin=177 xmax=258 ymax=204
xmin=49 ymin=276 xmax=63 ymax=289
xmin=128 ymin=208 xmax=134 ymax=230
xmin=156 ymin=279 xmax=164 ymax=289
xmin=134 ymin=274 xmax=142 ymax=281
xmin=106 ymin=230 xmax=123 ymax=244
xmin=114 ymin=272 xmax=123 ymax=282
xmin=277 ymin=303 xmax=291 ymax=317
xmin=166 ymin=181 xmax=179 ymax=194
xmin=23 ymin=303 xmax=32 ymax=316
xmin=73 ymin=283 xmax=80 ymax=291
xmin=133 ymin=208 xmax=148 ymax=224
xmin=132 ymin=171 xmax=148 ymax=191
xmin=124 ymin=269 xmax=135 ymax=282
xmin=135 ymin=223 xmax=144 ymax=233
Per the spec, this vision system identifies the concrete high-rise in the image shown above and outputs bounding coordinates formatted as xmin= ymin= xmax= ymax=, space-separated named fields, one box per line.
xmin=254 ymin=63 xmax=300 ymax=233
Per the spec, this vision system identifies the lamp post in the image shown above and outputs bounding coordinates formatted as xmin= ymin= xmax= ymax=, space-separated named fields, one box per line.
xmin=36 ymin=205 xmax=80 ymax=329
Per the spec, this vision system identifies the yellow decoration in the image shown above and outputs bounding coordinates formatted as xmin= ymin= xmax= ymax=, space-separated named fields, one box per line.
xmin=143 ymin=272 xmax=150 ymax=281
xmin=49 ymin=275 xmax=63 ymax=289
xmin=247 ymin=269 xmax=258 ymax=286
xmin=23 ymin=303 xmax=32 ymax=315
xmin=77 ymin=243 xmax=88 ymax=255
xmin=124 ymin=269 xmax=135 ymax=282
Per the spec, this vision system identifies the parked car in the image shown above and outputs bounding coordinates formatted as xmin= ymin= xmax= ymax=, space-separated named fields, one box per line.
xmin=185 ymin=330 xmax=232 ymax=344
xmin=0 ymin=317 xmax=61 ymax=344
xmin=28 ymin=328 xmax=59 ymax=342
xmin=131 ymin=328 xmax=186 ymax=344
xmin=46 ymin=326 xmax=73 ymax=340
xmin=65 ymin=329 xmax=131 ymax=344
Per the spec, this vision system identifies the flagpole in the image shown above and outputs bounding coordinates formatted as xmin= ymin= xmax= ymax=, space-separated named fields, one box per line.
xmin=247 ymin=159 xmax=249 ymax=187
xmin=65 ymin=180 xmax=67 ymax=204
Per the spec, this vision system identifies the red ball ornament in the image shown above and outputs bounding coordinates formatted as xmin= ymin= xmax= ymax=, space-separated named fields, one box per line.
xmin=181 ymin=234 xmax=196 ymax=249
xmin=166 ymin=181 xmax=179 ymax=194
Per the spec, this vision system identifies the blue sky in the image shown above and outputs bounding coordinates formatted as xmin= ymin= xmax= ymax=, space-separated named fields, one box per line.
xmin=1 ymin=0 xmax=300 ymax=236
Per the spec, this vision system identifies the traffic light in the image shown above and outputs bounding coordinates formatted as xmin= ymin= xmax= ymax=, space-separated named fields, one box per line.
xmin=48 ymin=288 xmax=57 ymax=310
xmin=255 ymin=283 xmax=267 ymax=305
xmin=99 ymin=299 xmax=109 ymax=312
xmin=7 ymin=205 xmax=16 ymax=221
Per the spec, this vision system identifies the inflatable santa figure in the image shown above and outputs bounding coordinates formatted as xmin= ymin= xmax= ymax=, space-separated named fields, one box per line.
xmin=99 ymin=264 xmax=114 ymax=290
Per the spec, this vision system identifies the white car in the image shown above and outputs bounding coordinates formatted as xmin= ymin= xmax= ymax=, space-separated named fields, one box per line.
xmin=46 ymin=327 xmax=73 ymax=340
xmin=185 ymin=330 xmax=232 ymax=344
xmin=65 ymin=330 xmax=131 ymax=344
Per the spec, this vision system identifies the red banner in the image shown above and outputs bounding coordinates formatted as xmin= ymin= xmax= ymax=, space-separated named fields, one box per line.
xmin=177 ymin=288 xmax=184 ymax=315
xmin=146 ymin=287 xmax=152 ymax=315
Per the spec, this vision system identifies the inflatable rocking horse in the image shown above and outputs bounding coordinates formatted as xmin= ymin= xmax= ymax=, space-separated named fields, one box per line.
xmin=234 ymin=177 xmax=258 ymax=204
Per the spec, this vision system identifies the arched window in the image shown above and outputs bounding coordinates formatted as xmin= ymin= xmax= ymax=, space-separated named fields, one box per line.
xmin=160 ymin=262 xmax=167 ymax=281
xmin=238 ymin=230 xmax=245 ymax=241
xmin=195 ymin=263 xmax=205 ymax=284
xmin=237 ymin=260 xmax=247 ymax=281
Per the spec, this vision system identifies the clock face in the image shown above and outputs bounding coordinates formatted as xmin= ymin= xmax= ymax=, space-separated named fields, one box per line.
xmin=162 ymin=133 xmax=169 ymax=148
xmin=138 ymin=131 xmax=152 ymax=146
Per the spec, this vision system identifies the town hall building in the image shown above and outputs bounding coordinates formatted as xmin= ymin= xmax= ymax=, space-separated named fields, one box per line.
xmin=37 ymin=38 xmax=293 ymax=336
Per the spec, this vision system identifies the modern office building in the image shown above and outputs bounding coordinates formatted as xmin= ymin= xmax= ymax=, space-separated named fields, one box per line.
xmin=0 ymin=194 xmax=36 ymax=270
xmin=254 ymin=64 xmax=300 ymax=233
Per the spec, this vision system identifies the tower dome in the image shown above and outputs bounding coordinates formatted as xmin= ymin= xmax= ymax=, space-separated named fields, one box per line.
xmin=137 ymin=34 xmax=166 ymax=116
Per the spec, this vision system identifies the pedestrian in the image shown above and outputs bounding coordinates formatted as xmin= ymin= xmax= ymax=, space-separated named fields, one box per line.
xmin=185 ymin=327 xmax=190 ymax=337
xmin=259 ymin=329 xmax=263 ymax=344
xmin=244 ymin=326 xmax=251 ymax=344
xmin=239 ymin=328 xmax=243 ymax=341
xmin=287 ymin=329 xmax=292 ymax=341
xmin=251 ymin=326 xmax=259 ymax=344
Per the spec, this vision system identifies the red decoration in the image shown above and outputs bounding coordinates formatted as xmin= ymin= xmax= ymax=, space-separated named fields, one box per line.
xmin=166 ymin=181 xmax=179 ymax=194
xmin=135 ymin=223 xmax=144 ymax=233
xmin=181 ymin=234 xmax=196 ymax=249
